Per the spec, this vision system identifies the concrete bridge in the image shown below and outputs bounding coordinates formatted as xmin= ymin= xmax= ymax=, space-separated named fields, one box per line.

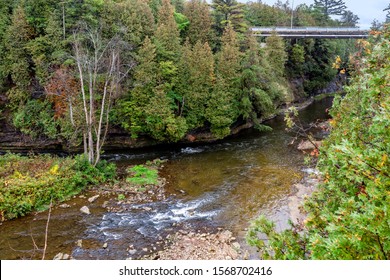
xmin=251 ymin=27 xmax=370 ymax=39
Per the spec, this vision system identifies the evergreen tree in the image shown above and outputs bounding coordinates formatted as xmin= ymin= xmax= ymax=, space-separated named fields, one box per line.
xmin=206 ymin=24 xmax=241 ymax=138
xmin=154 ymin=0 xmax=181 ymax=61
xmin=0 ymin=0 xmax=12 ymax=89
xmin=183 ymin=0 xmax=213 ymax=45
xmin=211 ymin=0 xmax=247 ymax=34
xmin=178 ymin=40 xmax=215 ymax=129
xmin=313 ymin=0 xmax=347 ymax=17
xmin=340 ymin=10 xmax=359 ymax=27
xmin=384 ymin=4 xmax=390 ymax=23
xmin=264 ymin=32 xmax=287 ymax=78
xmin=119 ymin=36 xmax=158 ymax=139
xmin=101 ymin=0 xmax=155 ymax=47
xmin=4 ymin=6 xmax=35 ymax=107
xmin=240 ymin=35 xmax=280 ymax=125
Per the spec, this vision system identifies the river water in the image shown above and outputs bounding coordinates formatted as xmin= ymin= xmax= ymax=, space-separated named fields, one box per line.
xmin=0 ymin=97 xmax=333 ymax=260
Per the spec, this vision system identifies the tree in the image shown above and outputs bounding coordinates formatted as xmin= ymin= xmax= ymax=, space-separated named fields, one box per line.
xmin=183 ymin=0 xmax=213 ymax=45
xmin=264 ymin=32 xmax=287 ymax=78
xmin=384 ymin=4 xmax=390 ymax=23
xmin=340 ymin=10 xmax=359 ymax=27
xmin=101 ymin=0 xmax=155 ymax=47
xmin=4 ymin=6 xmax=34 ymax=107
xmin=239 ymin=35 xmax=275 ymax=127
xmin=154 ymin=0 xmax=181 ymax=61
xmin=178 ymin=40 xmax=215 ymax=129
xmin=0 ymin=0 xmax=12 ymax=88
xmin=206 ymin=24 xmax=241 ymax=138
xmin=73 ymin=25 xmax=132 ymax=165
xmin=211 ymin=0 xmax=247 ymax=34
xmin=313 ymin=0 xmax=347 ymax=17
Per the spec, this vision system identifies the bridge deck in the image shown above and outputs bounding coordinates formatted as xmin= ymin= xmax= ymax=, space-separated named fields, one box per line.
xmin=251 ymin=27 xmax=369 ymax=39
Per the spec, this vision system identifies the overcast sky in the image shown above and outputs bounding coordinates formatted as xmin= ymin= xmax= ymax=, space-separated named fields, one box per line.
xmin=248 ymin=0 xmax=389 ymax=29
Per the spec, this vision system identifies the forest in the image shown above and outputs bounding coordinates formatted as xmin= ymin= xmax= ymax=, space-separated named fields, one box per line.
xmin=0 ymin=0 xmax=360 ymax=165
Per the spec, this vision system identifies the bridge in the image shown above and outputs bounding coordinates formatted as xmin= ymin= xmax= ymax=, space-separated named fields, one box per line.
xmin=251 ymin=27 xmax=370 ymax=39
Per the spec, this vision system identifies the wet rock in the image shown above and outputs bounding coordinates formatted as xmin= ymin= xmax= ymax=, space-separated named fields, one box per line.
xmin=142 ymin=207 xmax=152 ymax=211
xmin=59 ymin=203 xmax=70 ymax=208
xmin=88 ymin=195 xmax=100 ymax=203
xmin=80 ymin=206 xmax=90 ymax=215
xmin=297 ymin=140 xmax=322 ymax=151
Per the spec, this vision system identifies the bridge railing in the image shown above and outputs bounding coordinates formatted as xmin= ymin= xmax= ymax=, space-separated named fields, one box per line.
xmin=251 ymin=27 xmax=369 ymax=32
xmin=250 ymin=26 xmax=370 ymax=39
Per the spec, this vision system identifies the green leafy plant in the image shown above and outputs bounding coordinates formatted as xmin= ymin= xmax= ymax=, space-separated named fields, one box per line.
xmin=126 ymin=164 xmax=158 ymax=186
xmin=0 ymin=153 xmax=116 ymax=220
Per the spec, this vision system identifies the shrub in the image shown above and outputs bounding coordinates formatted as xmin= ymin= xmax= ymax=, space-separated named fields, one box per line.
xmin=0 ymin=154 xmax=116 ymax=220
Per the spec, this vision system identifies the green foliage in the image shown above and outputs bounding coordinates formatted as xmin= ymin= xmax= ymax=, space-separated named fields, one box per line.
xmin=0 ymin=0 xmax=357 ymax=152
xmin=247 ymin=28 xmax=390 ymax=260
xmin=314 ymin=0 xmax=347 ymax=17
xmin=13 ymin=99 xmax=58 ymax=139
xmin=126 ymin=164 xmax=158 ymax=186
xmin=183 ymin=0 xmax=213 ymax=45
xmin=0 ymin=154 xmax=116 ymax=220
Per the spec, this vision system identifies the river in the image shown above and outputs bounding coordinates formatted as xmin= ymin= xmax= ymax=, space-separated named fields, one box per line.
xmin=0 ymin=96 xmax=333 ymax=260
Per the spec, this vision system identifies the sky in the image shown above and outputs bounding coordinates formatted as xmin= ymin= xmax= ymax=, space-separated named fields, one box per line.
xmin=249 ymin=0 xmax=389 ymax=29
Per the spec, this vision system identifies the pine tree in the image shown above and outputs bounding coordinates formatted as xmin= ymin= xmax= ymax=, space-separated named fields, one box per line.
xmin=384 ymin=4 xmax=390 ymax=23
xmin=340 ymin=10 xmax=359 ymax=27
xmin=211 ymin=0 xmax=247 ymax=34
xmin=314 ymin=0 xmax=347 ymax=17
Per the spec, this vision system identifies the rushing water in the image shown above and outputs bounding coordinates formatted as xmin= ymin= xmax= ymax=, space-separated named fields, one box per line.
xmin=0 ymin=97 xmax=333 ymax=260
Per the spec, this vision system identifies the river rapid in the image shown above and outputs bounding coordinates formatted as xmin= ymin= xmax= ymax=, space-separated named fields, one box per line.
xmin=0 ymin=97 xmax=333 ymax=260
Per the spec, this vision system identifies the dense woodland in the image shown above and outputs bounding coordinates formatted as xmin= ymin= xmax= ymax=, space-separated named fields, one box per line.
xmin=0 ymin=0 xmax=362 ymax=164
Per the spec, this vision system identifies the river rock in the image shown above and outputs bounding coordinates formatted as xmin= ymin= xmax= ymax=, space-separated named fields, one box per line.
xmin=80 ymin=206 xmax=90 ymax=215
xmin=59 ymin=203 xmax=70 ymax=208
xmin=103 ymin=243 xmax=108 ymax=249
xmin=53 ymin=253 xmax=63 ymax=260
xmin=88 ymin=195 xmax=100 ymax=203
xmin=297 ymin=140 xmax=322 ymax=150
xmin=232 ymin=242 xmax=241 ymax=251
xmin=63 ymin=254 xmax=70 ymax=260
xmin=128 ymin=249 xmax=137 ymax=255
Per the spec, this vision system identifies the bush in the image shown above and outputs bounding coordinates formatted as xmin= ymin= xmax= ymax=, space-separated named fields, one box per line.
xmin=0 ymin=154 xmax=116 ymax=220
